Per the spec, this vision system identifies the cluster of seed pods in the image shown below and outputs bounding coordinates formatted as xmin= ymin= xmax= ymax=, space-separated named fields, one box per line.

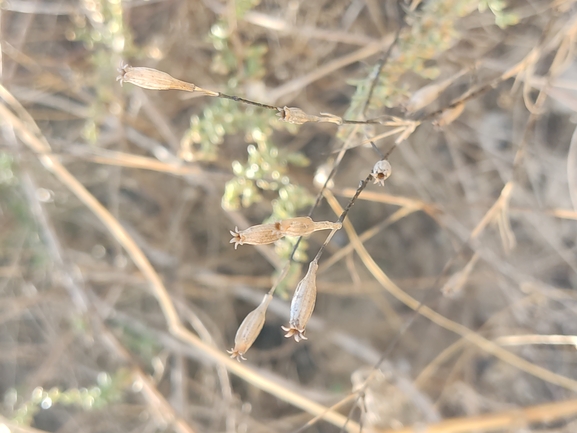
xmin=227 ymin=217 xmax=338 ymax=361
xmin=227 ymin=161 xmax=391 ymax=361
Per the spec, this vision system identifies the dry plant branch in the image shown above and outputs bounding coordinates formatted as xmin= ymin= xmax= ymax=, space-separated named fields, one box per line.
xmin=19 ymin=170 xmax=198 ymax=433
xmin=495 ymin=334 xmax=577 ymax=347
xmin=322 ymin=189 xmax=577 ymax=392
xmin=423 ymin=12 xmax=577 ymax=126
xmin=373 ymin=398 xmax=577 ymax=433
xmin=318 ymin=205 xmax=419 ymax=274
xmin=117 ymin=64 xmax=388 ymax=126
xmin=0 ymin=87 xmax=359 ymax=432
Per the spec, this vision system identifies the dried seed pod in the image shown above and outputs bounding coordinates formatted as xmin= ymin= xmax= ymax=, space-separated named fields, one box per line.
xmin=227 ymin=294 xmax=272 ymax=361
xmin=371 ymin=159 xmax=392 ymax=186
xmin=282 ymin=261 xmax=319 ymax=342
xmin=433 ymin=102 xmax=465 ymax=128
xmin=277 ymin=107 xmax=342 ymax=125
xmin=277 ymin=217 xmax=342 ymax=237
xmin=230 ymin=224 xmax=284 ymax=249
xmin=278 ymin=107 xmax=318 ymax=125
xmin=117 ymin=64 xmax=219 ymax=96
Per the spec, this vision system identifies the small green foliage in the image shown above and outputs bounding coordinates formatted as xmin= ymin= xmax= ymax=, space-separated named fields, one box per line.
xmin=119 ymin=326 xmax=161 ymax=362
xmin=0 ymin=152 xmax=15 ymax=185
xmin=184 ymin=0 xmax=315 ymax=261
xmin=222 ymin=140 xmax=311 ymax=210
xmin=235 ymin=0 xmax=261 ymax=18
xmin=479 ymin=0 xmax=520 ymax=28
xmin=273 ymin=260 xmax=307 ymax=299
xmin=9 ymin=370 xmax=129 ymax=426
xmin=69 ymin=0 xmax=139 ymax=143
xmin=343 ymin=0 xmax=517 ymax=126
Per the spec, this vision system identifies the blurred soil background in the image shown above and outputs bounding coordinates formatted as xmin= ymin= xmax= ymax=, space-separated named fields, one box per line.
xmin=2 ymin=0 xmax=577 ymax=432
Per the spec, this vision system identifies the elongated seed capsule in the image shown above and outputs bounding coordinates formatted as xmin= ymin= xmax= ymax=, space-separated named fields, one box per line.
xmin=230 ymin=224 xmax=284 ymax=249
xmin=277 ymin=217 xmax=341 ymax=237
xmin=433 ymin=102 xmax=465 ymax=128
xmin=227 ymin=294 xmax=272 ymax=361
xmin=282 ymin=261 xmax=319 ymax=342
xmin=277 ymin=107 xmax=343 ymax=125
xmin=117 ymin=64 xmax=219 ymax=96
xmin=277 ymin=107 xmax=319 ymax=125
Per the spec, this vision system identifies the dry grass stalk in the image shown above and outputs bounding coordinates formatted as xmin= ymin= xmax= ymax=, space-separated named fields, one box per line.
xmin=441 ymin=253 xmax=480 ymax=297
xmin=0 ymin=86 xmax=356 ymax=431
xmin=323 ymin=185 xmax=577 ymax=392
xmin=404 ymin=68 xmax=468 ymax=113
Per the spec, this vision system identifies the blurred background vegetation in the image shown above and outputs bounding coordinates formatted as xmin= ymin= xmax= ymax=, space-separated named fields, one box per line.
xmin=2 ymin=0 xmax=577 ymax=432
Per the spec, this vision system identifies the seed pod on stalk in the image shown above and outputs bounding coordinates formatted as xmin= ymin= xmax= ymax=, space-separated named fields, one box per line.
xmin=282 ymin=261 xmax=319 ymax=342
xmin=277 ymin=217 xmax=341 ymax=237
xmin=228 ymin=294 xmax=272 ymax=361
xmin=229 ymin=224 xmax=284 ymax=249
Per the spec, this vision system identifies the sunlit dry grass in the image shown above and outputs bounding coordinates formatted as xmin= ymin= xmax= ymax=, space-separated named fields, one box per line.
xmin=2 ymin=1 xmax=577 ymax=433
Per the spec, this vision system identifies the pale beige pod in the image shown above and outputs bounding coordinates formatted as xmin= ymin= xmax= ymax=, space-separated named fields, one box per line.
xmin=433 ymin=102 xmax=465 ymax=128
xmin=230 ymin=224 xmax=284 ymax=249
xmin=116 ymin=64 xmax=219 ymax=96
xmin=277 ymin=217 xmax=341 ymax=237
xmin=227 ymin=293 xmax=272 ymax=361
xmin=282 ymin=261 xmax=319 ymax=342
xmin=371 ymin=159 xmax=392 ymax=186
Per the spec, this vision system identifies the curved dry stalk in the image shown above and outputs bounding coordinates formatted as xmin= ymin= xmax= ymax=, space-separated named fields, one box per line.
xmin=569 ymin=124 xmax=577 ymax=211
xmin=333 ymin=187 xmax=437 ymax=215
xmin=495 ymin=334 xmax=577 ymax=347
xmin=414 ymin=293 xmax=544 ymax=388
xmin=323 ymin=189 xmax=577 ymax=392
xmin=0 ymin=87 xmax=360 ymax=433
xmin=118 ymin=64 xmax=384 ymax=126
xmin=373 ymin=398 xmax=577 ymax=433
xmin=268 ymin=35 xmax=395 ymax=103
xmin=318 ymin=205 xmax=420 ymax=274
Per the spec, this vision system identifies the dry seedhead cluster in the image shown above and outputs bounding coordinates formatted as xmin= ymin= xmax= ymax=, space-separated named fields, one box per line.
xmin=116 ymin=64 xmax=394 ymax=360
xmin=229 ymin=216 xmax=341 ymax=249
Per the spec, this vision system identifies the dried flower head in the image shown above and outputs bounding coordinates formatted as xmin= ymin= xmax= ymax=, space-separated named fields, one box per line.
xmin=371 ymin=160 xmax=392 ymax=186
xmin=228 ymin=294 xmax=272 ymax=361
xmin=230 ymin=224 xmax=283 ymax=249
xmin=117 ymin=64 xmax=219 ymax=96
xmin=278 ymin=107 xmax=317 ymax=125
xmin=282 ymin=261 xmax=319 ymax=342
xmin=277 ymin=217 xmax=342 ymax=237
